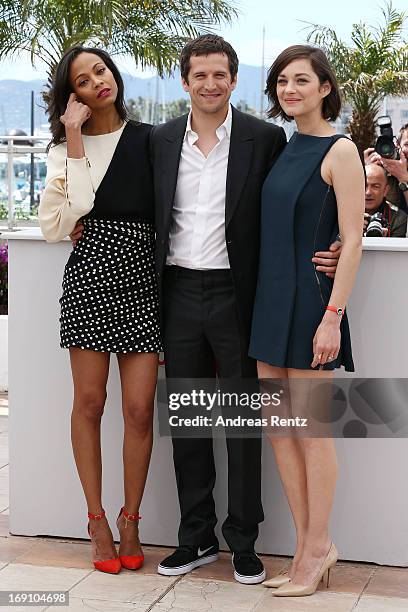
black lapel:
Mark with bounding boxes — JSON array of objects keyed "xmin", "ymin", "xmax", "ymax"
[
  {"xmin": 160, "ymin": 115, "xmax": 188, "ymax": 232},
  {"xmin": 225, "ymin": 107, "xmax": 254, "ymax": 227}
]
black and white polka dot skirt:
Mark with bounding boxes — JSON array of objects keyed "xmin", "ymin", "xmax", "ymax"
[{"xmin": 60, "ymin": 218, "xmax": 162, "ymax": 353}]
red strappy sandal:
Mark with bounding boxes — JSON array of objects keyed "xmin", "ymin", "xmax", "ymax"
[
  {"xmin": 117, "ymin": 507, "xmax": 144, "ymax": 570},
  {"xmin": 87, "ymin": 510, "xmax": 121, "ymax": 574}
]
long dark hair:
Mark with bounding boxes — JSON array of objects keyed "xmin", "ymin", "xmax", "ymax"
[{"xmin": 47, "ymin": 46, "xmax": 128, "ymax": 148}]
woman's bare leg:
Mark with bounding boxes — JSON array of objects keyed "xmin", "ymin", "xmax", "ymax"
[
  {"xmin": 116, "ymin": 352, "xmax": 158, "ymax": 557},
  {"xmin": 287, "ymin": 368, "xmax": 337, "ymax": 586},
  {"xmin": 70, "ymin": 348, "xmax": 117, "ymax": 561},
  {"xmin": 258, "ymin": 361, "xmax": 308, "ymax": 577}
]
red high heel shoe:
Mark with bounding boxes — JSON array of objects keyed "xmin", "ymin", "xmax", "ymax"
[
  {"xmin": 117, "ymin": 507, "xmax": 144, "ymax": 570},
  {"xmin": 87, "ymin": 510, "xmax": 121, "ymax": 574}
]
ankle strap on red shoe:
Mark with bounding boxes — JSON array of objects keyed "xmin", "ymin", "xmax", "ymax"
[
  {"xmin": 122, "ymin": 507, "xmax": 141, "ymax": 521},
  {"xmin": 121, "ymin": 507, "xmax": 141, "ymax": 528},
  {"xmin": 88, "ymin": 509, "xmax": 106, "ymax": 520}
]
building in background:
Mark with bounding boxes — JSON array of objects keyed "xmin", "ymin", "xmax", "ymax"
[{"xmin": 383, "ymin": 97, "xmax": 408, "ymax": 133}]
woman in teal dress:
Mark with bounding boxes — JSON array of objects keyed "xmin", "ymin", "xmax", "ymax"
[{"xmin": 249, "ymin": 45, "xmax": 365, "ymax": 597}]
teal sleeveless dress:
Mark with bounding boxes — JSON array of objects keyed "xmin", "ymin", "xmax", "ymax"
[{"xmin": 249, "ymin": 132, "xmax": 354, "ymax": 371}]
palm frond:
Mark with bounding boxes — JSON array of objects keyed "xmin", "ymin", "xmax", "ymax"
[
  {"xmin": 1, "ymin": 0, "xmax": 238, "ymax": 77},
  {"xmin": 302, "ymin": 2, "xmax": 408, "ymax": 151}
]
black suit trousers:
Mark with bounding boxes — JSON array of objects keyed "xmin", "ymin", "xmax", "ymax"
[{"xmin": 162, "ymin": 266, "xmax": 264, "ymax": 552}]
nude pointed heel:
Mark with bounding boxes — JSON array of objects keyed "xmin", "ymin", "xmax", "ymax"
[
  {"xmin": 272, "ymin": 543, "xmax": 338, "ymax": 597},
  {"xmin": 326, "ymin": 567, "xmax": 331, "ymax": 588},
  {"xmin": 263, "ymin": 571, "xmax": 291, "ymax": 588}
]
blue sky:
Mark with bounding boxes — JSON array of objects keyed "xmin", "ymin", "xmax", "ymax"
[{"xmin": 0, "ymin": 0, "xmax": 407, "ymax": 79}]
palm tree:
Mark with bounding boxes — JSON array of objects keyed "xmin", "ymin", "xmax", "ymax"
[
  {"xmin": 304, "ymin": 1, "xmax": 408, "ymax": 152},
  {"xmin": 0, "ymin": 0, "xmax": 238, "ymax": 79}
]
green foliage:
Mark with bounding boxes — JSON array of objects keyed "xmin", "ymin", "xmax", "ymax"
[
  {"xmin": 0, "ymin": 201, "xmax": 37, "ymax": 221},
  {"xmin": 0, "ymin": 0, "xmax": 238, "ymax": 79},
  {"xmin": 303, "ymin": 1, "xmax": 408, "ymax": 152},
  {"xmin": 0, "ymin": 202, "xmax": 7, "ymax": 220},
  {"xmin": 127, "ymin": 96, "xmax": 153, "ymax": 122},
  {"xmin": 13, "ymin": 204, "xmax": 31, "ymax": 221},
  {"xmin": 127, "ymin": 96, "xmax": 191, "ymax": 122},
  {"xmin": 165, "ymin": 98, "xmax": 191, "ymax": 119}
]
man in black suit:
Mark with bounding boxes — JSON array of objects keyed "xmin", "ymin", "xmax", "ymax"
[{"xmin": 150, "ymin": 35, "xmax": 340, "ymax": 584}]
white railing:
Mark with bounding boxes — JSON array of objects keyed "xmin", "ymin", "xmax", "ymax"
[{"xmin": 0, "ymin": 135, "xmax": 48, "ymax": 230}]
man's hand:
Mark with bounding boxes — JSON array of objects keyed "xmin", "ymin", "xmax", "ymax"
[
  {"xmin": 312, "ymin": 240, "xmax": 342, "ymax": 279},
  {"xmin": 381, "ymin": 150, "xmax": 408, "ymax": 183},
  {"xmin": 364, "ymin": 147, "xmax": 383, "ymax": 166},
  {"xmin": 69, "ymin": 222, "xmax": 84, "ymax": 246}
]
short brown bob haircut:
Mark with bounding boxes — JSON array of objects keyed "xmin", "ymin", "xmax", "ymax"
[
  {"xmin": 180, "ymin": 34, "xmax": 239, "ymax": 83},
  {"xmin": 265, "ymin": 45, "xmax": 341, "ymax": 122}
]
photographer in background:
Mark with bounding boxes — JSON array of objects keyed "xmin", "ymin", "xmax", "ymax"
[
  {"xmin": 364, "ymin": 164, "xmax": 407, "ymax": 237},
  {"xmin": 365, "ymin": 123, "xmax": 408, "ymax": 214}
]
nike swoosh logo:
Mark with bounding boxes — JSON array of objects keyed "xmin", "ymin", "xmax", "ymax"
[{"xmin": 198, "ymin": 546, "xmax": 213, "ymax": 557}]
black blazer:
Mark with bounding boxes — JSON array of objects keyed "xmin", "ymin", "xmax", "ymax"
[{"xmin": 150, "ymin": 106, "xmax": 287, "ymax": 338}]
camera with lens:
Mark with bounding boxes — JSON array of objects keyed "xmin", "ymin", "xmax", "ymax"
[
  {"xmin": 374, "ymin": 115, "xmax": 399, "ymax": 160},
  {"xmin": 365, "ymin": 211, "xmax": 389, "ymax": 237}
]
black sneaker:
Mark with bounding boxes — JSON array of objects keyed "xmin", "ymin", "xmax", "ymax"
[
  {"xmin": 157, "ymin": 544, "xmax": 219, "ymax": 576},
  {"xmin": 232, "ymin": 551, "xmax": 266, "ymax": 584}
]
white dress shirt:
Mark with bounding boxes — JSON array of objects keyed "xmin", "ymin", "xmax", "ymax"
[{"xmin": 166, "ymin": 105, "xmax": 232, "ymax": 269}]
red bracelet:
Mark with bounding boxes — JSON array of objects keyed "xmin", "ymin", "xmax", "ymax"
[{"xmin": 326, "ymin": 305, "xmax": 344, "ymax": 317}]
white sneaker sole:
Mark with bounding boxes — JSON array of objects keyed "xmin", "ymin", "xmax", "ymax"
[
  {"xmin": 234, "ymin": 569, "xmax": 266, "ymax": 585},
  {"xmin": 157, "ymin": 552, "xmax": 219, "ymax": 576}
]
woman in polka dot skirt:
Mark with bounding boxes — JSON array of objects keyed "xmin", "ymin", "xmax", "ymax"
[{"xmin": 39, "ymin": 46, "xmax": 162, "ymax": 574}]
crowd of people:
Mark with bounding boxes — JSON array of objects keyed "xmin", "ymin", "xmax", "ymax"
[{"xmin": 363, "ymin": 124, "xmax": 408, "ymax": 237}]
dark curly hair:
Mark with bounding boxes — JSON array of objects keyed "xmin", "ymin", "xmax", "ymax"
[
  {"xmin": 46, "ymin": 46, "xmax": 128, "ymax": 148},
  {"xmin": 265, "ymin": 45, "xmax": 341, "ymax": 122}
]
